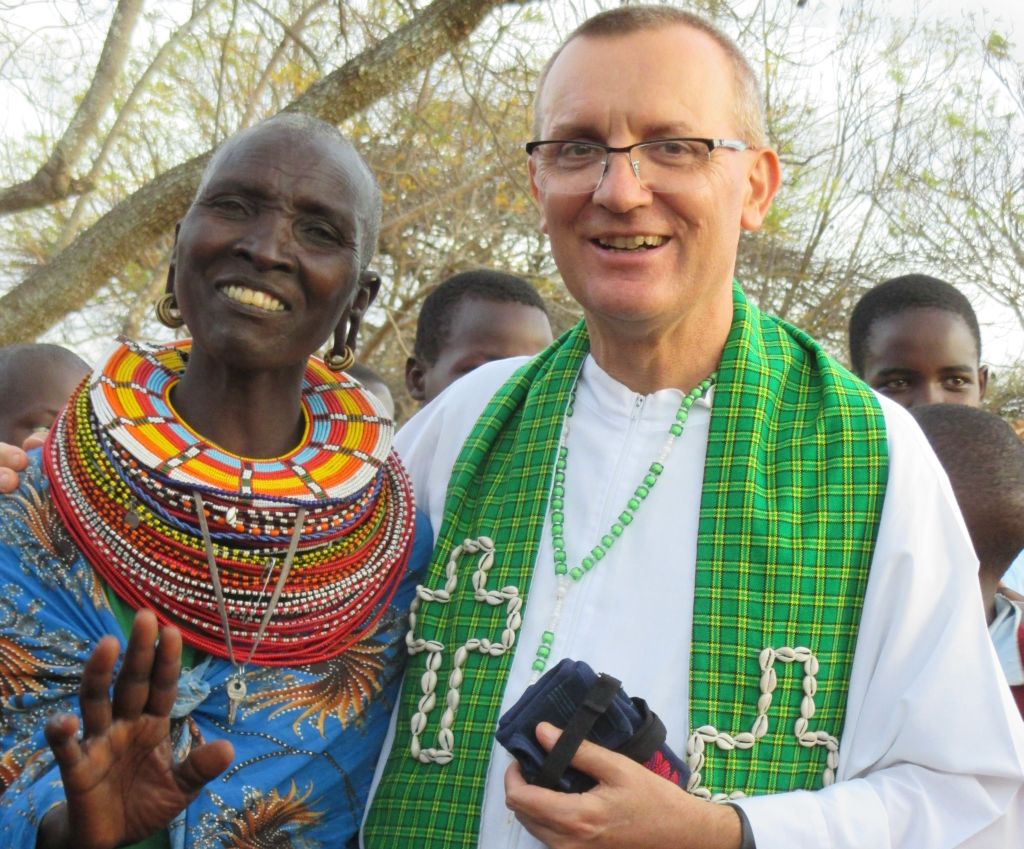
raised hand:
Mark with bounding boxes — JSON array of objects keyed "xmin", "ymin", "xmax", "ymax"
[{"xmin": 38, "ymin": 610, "xmax": 234, "ymax": 849}]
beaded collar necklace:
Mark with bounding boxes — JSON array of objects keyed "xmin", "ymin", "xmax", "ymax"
[
  {"xmin": 45, "ymin": 339, "xmax": 416, "ymax": 672},
  {"xmin": 527, "ymin": 370, "xmax": 717, "ymax": 683}
]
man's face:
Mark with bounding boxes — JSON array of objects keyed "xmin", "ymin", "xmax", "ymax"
[
  {"xmin": 406, "ymin": 299, "xmax": 553, "ymax": 403},
  {"xmin": 172, "ymin": 124, "xmax": 375, "ymax": 371},
  {"xmin": 529, "ymin": 25, "xmax": 778, "ymax": 336},
  {"xmin": 860, "ymin": 308, "xmax": 988, "ymax": 408}
]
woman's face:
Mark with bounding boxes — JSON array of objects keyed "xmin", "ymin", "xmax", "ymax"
[{"xmin": 171, "ymin": 124, "xmax": 375, "ymax": 372}]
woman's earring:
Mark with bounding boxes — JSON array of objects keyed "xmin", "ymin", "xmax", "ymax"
[
  {"xmin": 155, "ymin": 293, "xmax": 184, "ymax": 329},
  {"xmin": 325, "ymin": 343, "xmax": 355, "ymax": 372}
]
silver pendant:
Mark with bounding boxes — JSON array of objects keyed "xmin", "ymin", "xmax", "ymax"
[
  {"xmin": 226, "ymin": 674, "xmax": 247, "ymax": 725},
  {"xmin": 124, "ymin": 499, "xmax": 140, "ymax": 530}
]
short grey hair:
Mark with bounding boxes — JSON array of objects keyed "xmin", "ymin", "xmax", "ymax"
[
  {"xmin": 196, "ymin": 112, "xmax": 382, "ymax": 272},
  {"xmin": 532, "ymin": 5, "xmax": 768, "ymax": 148}
]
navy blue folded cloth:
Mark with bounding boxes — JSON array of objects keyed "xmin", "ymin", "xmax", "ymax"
[{"xmin": 495, "ymin": 658, "xmax": 690, "ymax": 792}]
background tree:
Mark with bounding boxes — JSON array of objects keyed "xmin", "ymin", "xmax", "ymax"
[{"xmin": 1, "ymin": 0, "xmax": 1021, "ymax": 422}]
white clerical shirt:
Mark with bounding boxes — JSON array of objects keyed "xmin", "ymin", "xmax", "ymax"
[{"xmin": 366, "ymin": 354, "xmax": 1024, "ymax": 849}]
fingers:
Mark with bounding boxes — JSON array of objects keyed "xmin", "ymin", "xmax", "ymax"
[
  {"xmin": 0, "ymin": 443, "xmax": 28, "ymax": 493},
  {"xmin": 44, "ymin": 712, "xmax": 84, "ymax": 773},
  {"xmin": 78, "ymin": 636, "xmax": 120, "ymax": 738},
  {"xmin": 145, "ymin": 624, "xmax": 183, "ymax": 718},
  {"xmin": 535, "ymin": 722, "xmax": 627, "ymax": 786},
  {"xmin": 80, "ymin": 611, "xmax": 183, "ymax": 741},
  {"xmin": 505, "ymin": 759, "xmax": 528, "ymax": 793},
  {"xmin": 22, "ymin": 431, "xmax": 46, "ymax": 451},
  {"xmin": 174, "ymin": 739, "xmax": 234, "ymax": 795},
  {"xmin": 504, "ymin": 759, "xmax": 591, "ymax": 844},
  {"xmin": 81, "ymin": 612, "xmax": 181, "ymax": 735},
  {"xmin": 0, "ymin": 470, "xmax": 17, "ymax": 494},
  {"xmin": 0, "ymin": 442, "xmax": 29, "ymax": 469},
  {"xmin": 504, "ymin": 756, "xmax": 587, "ymax": 819},
  {"xmin": 112, "ymin": 610, "xmax": 160, "ymax": 721}
]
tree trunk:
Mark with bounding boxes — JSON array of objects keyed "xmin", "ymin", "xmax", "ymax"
[{"xmin": 0, "ymin": 0, "xmax": 526, "ymax": 344}]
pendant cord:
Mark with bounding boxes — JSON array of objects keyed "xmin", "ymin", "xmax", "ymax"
[
  {"xmin": 194, "ymin": 490, "xmax": 306, "ymax": 672},
  {"xmin": 528, "ymin": 372, "xmax": 717, "ymax": 683}
]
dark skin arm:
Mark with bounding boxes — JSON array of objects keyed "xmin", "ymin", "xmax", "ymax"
[{"xmin": 37, "ymin": 610, "xmax": 233, "ymax": 849}]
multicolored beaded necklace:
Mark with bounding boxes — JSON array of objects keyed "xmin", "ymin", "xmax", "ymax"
[
  {"xmin": 528, "ymin": 371, "xmax": 717, "ymax": 683},
  {"xmin": 45, "ymin": 340, "xmax": 415, "ymax": 684}
]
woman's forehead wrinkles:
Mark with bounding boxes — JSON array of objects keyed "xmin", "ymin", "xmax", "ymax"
[{"xmin": 204, "ymin": 157, "xmax": 361, "ymax": 222}]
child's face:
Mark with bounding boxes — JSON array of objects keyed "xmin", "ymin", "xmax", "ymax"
[
  {"xmin": 407, "ymin": 299, "xmax": 553, "ymax": 404},
  {"xmin": 860, "ymin": 307, "xmax": 987, "ymax": 408},
  {"xmin": 0, "ymin": 370, "xmax": 85, "ymax": 447}
]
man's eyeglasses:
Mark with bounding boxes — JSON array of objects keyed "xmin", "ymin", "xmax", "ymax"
[{"xmin": 525, "ymin": 137, "xmax": 749, "ymax": 195}]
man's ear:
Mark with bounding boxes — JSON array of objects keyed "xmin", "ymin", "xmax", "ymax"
[
  {"xmin": 739, "ymin": 148, "xmax": 781, "ymax": 232},
  {"xmin": 979, "ymin": 364, "xmax": 990, "ymax": 401},
  {"xmin": 527, "ymin": 157, "xmax": 548, "ymax": 235},
  {"xmin": 405, "ymin": 356, "xmax": 427, "ymax": 403}
]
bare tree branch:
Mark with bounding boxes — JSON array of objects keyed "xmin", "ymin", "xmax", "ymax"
[
  {"xmin": 240, "ymin": 0, "xmax": 328, "ymax": 127},
  {"xmin": 0, "ymin": 0, "xmax": 530, "ymax": 344},
  {"xmin": 0, "ymin": 0, "xmax": 143, "ymax": 215},
  {"xmin": 54, "ymin": 0, "xmax": 222, "ymax": 249}
]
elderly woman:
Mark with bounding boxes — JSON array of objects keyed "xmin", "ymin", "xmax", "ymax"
[{"xmin": 0, "ymin": 115, "xmax": 428, "ymax": 849}]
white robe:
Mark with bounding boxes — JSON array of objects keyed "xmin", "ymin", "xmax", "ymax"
[{"xmin": 367, "ymin": 354, "xmax": 1024, "ymax": 849}]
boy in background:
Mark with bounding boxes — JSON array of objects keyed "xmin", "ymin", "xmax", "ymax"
[
  {"xmin": 0, "ymin": 344, "xmax": 89, "ymax": 446},
  {"xmin": 911, "ymin": 403, "xmax": 1024, "ymax": 717},
  {"xmin": 405, "ymin": 269, "xmax": 553, "ymax": 405},
  {"xmin": 848, "ymin": 274, "xmax": 988, "ymax": 408}
]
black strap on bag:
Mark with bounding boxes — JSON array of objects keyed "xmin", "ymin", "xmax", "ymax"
[
  {"xmin": 532, "ymin": 674, "xmax": 667, "ymax": 791},
  {"xmin": 615, "ymin": 697, "xmax": 667, "ymax": 764},
  {"xmin": 534, "ymin": 673, "xmax": 622, "ymax": 789}
]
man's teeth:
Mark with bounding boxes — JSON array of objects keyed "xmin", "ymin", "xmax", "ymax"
[
  {"xmin": 222, "ymin": 285, "xmax": 285, "ymax": 312},
  {"xmin": 598, "ymin": 235, "xmax": 667, "ymax": 250}
]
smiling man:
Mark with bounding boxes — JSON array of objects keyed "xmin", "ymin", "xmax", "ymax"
[{"xmin": 363, "ymin": 6, "xmax": 1024, "ymax": 849}]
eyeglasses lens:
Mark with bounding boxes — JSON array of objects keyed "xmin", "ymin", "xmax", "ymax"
[{"xmin": 532, "ymin": 140, "xmax": 711, "ymax": 195}]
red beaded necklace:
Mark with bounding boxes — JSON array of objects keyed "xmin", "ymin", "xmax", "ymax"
[{"xmin": 44, "ymin": 339, "xmax": 415, "ymax": 667}]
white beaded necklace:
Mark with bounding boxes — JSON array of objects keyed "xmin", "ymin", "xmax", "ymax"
[{"xmin": 527, "ymin": 371, "xmax": 717, "ymax": 683}]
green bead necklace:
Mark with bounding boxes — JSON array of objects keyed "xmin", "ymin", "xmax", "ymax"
[{"xmin": 529, "ymin": 371, "xmax": 718, "ymax": 682}]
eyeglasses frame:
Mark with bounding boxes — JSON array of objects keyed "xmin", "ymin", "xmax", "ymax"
[{"xmin": 524, "ymin": 136, "xmax": 750, "ymax": 191}]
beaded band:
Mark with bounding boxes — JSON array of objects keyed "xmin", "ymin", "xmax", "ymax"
[
  {"xmin": 92, "ymin": 339, "xmax": 392, "ymax": 502},
  {"xmin": 44, "ymin": 340, "xmax": 416, "ymax": 666},
  {"xmin": 530, "ymin": 372, "xmax": 717, "ymax": 680}
]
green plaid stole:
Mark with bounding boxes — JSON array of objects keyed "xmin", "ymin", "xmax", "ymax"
[{"xmin": 364, "ymin": 286, "xmax": 887, "ymax": 847}]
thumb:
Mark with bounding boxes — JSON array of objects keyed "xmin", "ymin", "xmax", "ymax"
[
  {"xmin": 22, "ymin": 431, "xmax": 47, "ymax": 451},
  {"xmin": 535, "ymin": 721, "xmax": 626, "ymax": 786},
  {"xmin": 174, "ymin": 740, "xmax": 234, "ymax": 795}
]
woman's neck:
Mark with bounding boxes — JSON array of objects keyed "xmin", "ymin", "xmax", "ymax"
[{"xmin": 172, "ymin": 348, "xmax": 307, "ymax": 458}]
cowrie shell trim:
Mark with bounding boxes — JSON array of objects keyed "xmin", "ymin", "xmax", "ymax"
[{"xmin": 686, "ymin": 645, "xmax": 840, "ymax": 801}]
